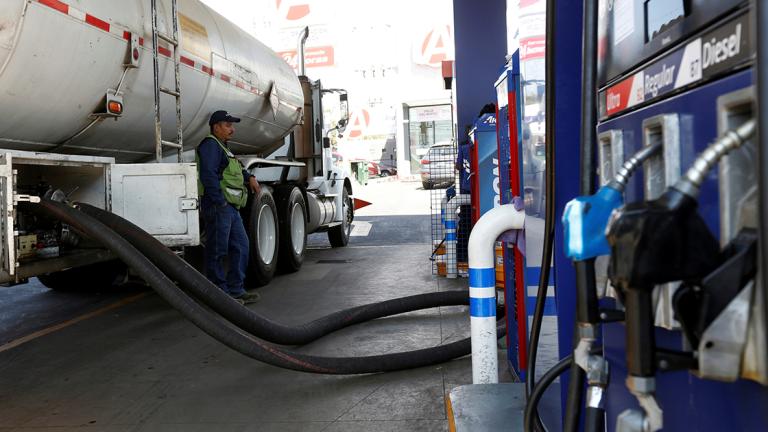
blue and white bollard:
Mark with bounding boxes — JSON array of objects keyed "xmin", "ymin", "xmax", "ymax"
[
  {"xmin": 440, "ymin": 196, "xmax": 447, "ymax": 240},
  {"xmin": 468, "ymin": 203, "xmax": 525, "ymax": 384},
  {"xmin": 469, "ymin": 265, "xmax": 497, "ymax": 383}
]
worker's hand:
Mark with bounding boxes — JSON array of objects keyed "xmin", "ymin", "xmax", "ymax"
[{"xmin": 248, "ymin": 176, "xmax": 261, "ymax": 195}]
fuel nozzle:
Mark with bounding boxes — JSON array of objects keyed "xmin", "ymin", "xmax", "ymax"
[
  {"xmin": 563, "ymin": 143, "xmax": 661, "ymax": 261},
  {"xmin": 608, "ymin": 119, "xmax": 756, "ymax": 294},
  {"xmin": 562, "ymin": 144, "xmax": 662, "ymax": 432},
  {"xmin": 606, "ymin": 188, "xmax": 721, "ymax": 294},
  {"xmin": 606, "ymin": 119, "xmax": 755, "ymax": 432}
]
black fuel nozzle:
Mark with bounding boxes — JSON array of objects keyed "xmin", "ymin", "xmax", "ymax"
[
  {"xmin": 606, "ymin": 187, "xmax": 721, "ymax": 377},
  {"xmin": 607, "ymin": 119, "xmax": 756, "ymax": 296},
  {"xmin": 606, "ymin": 187, "xmax": 721, "ymax": 297},
  {"xmin": 607, "ymin": 120, "xmax": 755, "ymax": 432}
]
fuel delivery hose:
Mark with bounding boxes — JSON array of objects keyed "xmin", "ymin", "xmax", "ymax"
[
  {"xmin": 564, "ymin": 0, "xmax": 601, "ymax": 431},
  {"xmin": 525, "ymin": 0, "xmax": 557, "ymax": 429},
  {"xmin": 77, "ymin": 203, "xmax": 472, "ymax": 346},
  {"xmin": 523, "ymin": 347, "xmax": 601, "ymax": 432},
  {"xmin": 34, "ymin": 199, "xmax": 506, "ymax": 374},
  {"xmin": 524, "ymin": 354, "xmax": 572, "ymax": 432}
]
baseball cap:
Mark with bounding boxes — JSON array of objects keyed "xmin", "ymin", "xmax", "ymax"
[{"xmin": 209, "ymin": 110, "xmax": 241, "ymax": 126}]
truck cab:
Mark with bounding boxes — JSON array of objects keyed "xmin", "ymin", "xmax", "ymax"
[{"xmin": 237, "ymin": 77, "xmax": 354, "ymax": 286}]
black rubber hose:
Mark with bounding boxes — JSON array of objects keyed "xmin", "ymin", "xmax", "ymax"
[
  {"xmin": 524, "ymin": 354, "xmax": 572, "ymax": 432},
  {"xmin": 80, "ymin": 202, "xmax": 471, "ymax": 346},
  {"xmin": 754, "ymin": 0, "xmax": 768, "ymax": 365},
  {"xmin": 526, "ymin": 0, "xmax": 557, "ymax": 431},
  {"xmin": 584, "ymin": 406, "xmax": 605, "ymax": 432},
  {"xmin": 565, "ymin": 0, "xmax": 600, "ymax": 430},
  {"xmin": 579, "ymin": 0, "xmax": 598, "ymax": 197},
  {"xmin": 563, "ymin": 359, "xmax": 586, "ymax": 432},
  {"xmin": 34, "ymin": 199, "xmax": 507, "ymax": 374}
]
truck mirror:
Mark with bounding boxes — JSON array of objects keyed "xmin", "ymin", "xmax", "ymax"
[{"xmin": 339, "ymin": 92, "xmax": 349, "ymax": 132}]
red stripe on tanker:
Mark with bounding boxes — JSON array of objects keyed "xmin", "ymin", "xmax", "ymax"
[
  {"xmin": 38, "ymin": 0, "xmax": 68, "ymax": 14},
  {"xmin": 84, "ymin": 14, "xmax": 110, "ymax": 32}
]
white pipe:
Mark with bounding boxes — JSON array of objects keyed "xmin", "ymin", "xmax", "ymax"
[
  {"xmin": 445, "ymin": 194, "xmax": 471, "ymax": 278},
  {"xmin": 469, "ymin": 203, "xmax": 525, "ymax": 384}
]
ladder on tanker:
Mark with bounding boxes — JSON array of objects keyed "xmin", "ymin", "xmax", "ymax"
[{"xmin": 150, "ymin": 0, "xmax": 184, "ymax": 162}]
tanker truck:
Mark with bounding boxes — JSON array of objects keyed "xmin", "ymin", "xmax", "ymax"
[{"xmin": 0, "ymin": 0, "xmax": 354, "ymax": 288}]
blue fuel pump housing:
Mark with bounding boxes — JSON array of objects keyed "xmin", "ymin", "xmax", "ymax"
[
  {"xmin": 493, "ymin": 52, "xmax": 538, "ymax": 379},
  {"xmin": 469, "ymin": 113, "xmax": 500, "ymax": 222}
]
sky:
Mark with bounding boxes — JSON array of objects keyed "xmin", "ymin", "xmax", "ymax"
[
  {"xmin": 198, "ymin": 0, "xmax": 455, "ymax": 91},
  {"xmin": 199, "ymin": 0, "xmax": 456, "ymax": 149}
]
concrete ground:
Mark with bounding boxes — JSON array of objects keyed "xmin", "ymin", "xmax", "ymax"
[{"xmin": 0, "ymin": 180, "xmax": 559, "ymax": 431}]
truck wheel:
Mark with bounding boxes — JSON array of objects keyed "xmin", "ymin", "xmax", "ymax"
[
  {"xmin": 276, "ymin": 186, "xmax": 306, "ymax": 273},
  {"xmin": 38, "ymin": 260, "xmax": 126, "ymax": 292},
  {"xmin": 246, "ymin": 191, "xmax": 279, "ymax": 286},
  {"xmin": 328, "ymin": 186, "xmax": 353, "ymax": 247}
]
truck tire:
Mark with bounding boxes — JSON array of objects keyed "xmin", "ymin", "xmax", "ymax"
[
  {"xmin": 38, "ymin": 260, "xmax": 125, "ymax": 292},
  {"xmin": 246, "ymin": 191, "xmax": 279, "ymax": 286},
  {"xmin": 276, "ymin": 186, "xmax": 307, "ymax": 273},
  {"xmin": 328, "ymin": 186, "xmax": 353, "ymax": 247}
]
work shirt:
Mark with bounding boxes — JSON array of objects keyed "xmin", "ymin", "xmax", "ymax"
[
  {"xmin": 456, "ymin": 143, "xmax": 472, "ymax": 194},
  {"xmin": 197, "ymin": 136, "xmax": 253, "ymax": 209}
]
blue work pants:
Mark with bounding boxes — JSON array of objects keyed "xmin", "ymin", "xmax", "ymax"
[{"xmin": 202, "ymin": 203, "xmax": 249, "ymax": 297}]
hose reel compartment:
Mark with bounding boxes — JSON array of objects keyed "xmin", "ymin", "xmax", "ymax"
[{"xmin": 0, "ymin": 150, "xmax": 198, "ymax": 283}]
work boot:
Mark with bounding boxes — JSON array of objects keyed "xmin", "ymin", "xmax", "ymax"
[{"xmin": 234, "ymin": 291, "xmax": 261, "ymax": 305}]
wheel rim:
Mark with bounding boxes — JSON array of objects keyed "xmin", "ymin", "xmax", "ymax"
[
  {"xmin": 257, "ymin": 204, "xmax": 277, "ymax": 265},
  {"xmin": 343, "ymin": 195, "xmax": 352, "ymax": 237},
  {"xmin": 290, "ymin": 202, "xmax": 305, "ymax": 255}
]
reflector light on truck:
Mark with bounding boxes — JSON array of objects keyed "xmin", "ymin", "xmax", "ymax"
[{"xmin": 108, "ymin": 101, "xmax": 123, "ymax": 115}]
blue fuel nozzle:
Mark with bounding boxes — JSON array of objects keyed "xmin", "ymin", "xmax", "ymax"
[
  {"xmin": 563, "ymin": 185, "xmax": 623, "ymax": 260},
  {"xmin": 562, "ymin": 143, "xmax": 663, "ymax": 261}
]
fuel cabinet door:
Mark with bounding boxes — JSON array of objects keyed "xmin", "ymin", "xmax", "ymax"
[{"xmin": 109, "ymin": 163, "xmax": 200, "ymax": 247}]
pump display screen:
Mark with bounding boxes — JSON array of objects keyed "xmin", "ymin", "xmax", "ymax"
[{"xmin": 645, "ymin": 0, "xmax": 686, "ymax": 41}]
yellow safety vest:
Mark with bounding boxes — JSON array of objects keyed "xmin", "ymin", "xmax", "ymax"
[{"xmin": 197, "ymin": 135, "xmax": 248, "ymax": 209}]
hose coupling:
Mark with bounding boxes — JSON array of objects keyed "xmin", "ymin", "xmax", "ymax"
[
  {"xmin": 586, "ymin": 354, "xmax": 609, "ymax": 387},
  {"xmin": 586, "ymin": 385, "xmax": 606, "ymax": 410},
  {"xmin": 622, "ymin": 376, "xmax": 663, "ymax": 432}
]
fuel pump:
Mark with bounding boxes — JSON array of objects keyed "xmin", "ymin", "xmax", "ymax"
[{"xmin": 606, "ymin": 120, "xmax": 755, "ymax": 432}]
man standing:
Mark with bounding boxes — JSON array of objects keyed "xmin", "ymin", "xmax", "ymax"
[{"xmin": 197, "ymin": 110, "xmax": 261, "ymax": 304}]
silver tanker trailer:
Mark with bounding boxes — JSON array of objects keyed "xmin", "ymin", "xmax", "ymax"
[{"xmin": 0, "ymin": 0, "xmax": 353, "ymax": 288}]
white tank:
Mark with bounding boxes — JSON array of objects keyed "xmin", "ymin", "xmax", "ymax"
[{"xmin": 0, "ymin": 0, "xmax": 303, "ymax": 162}]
